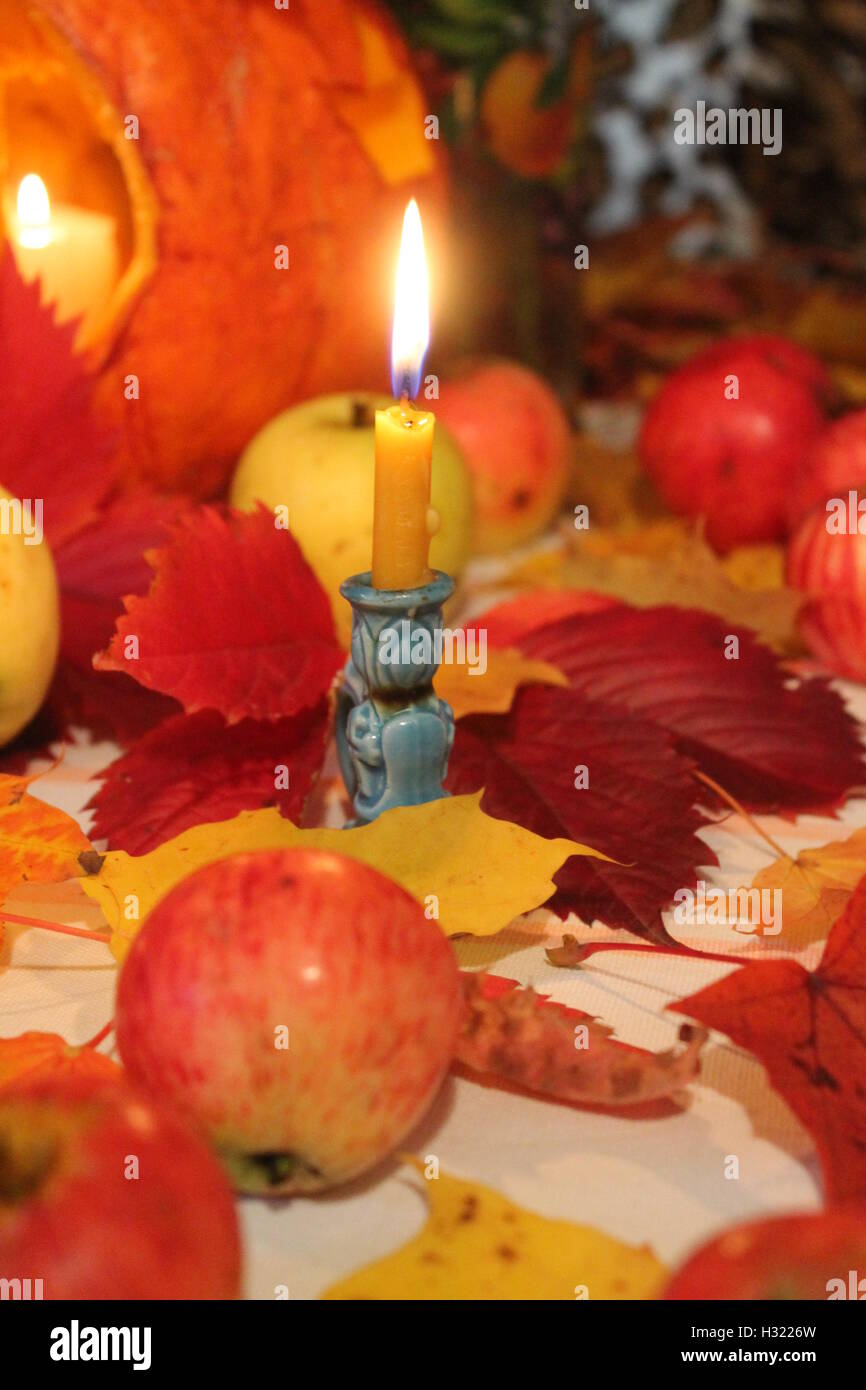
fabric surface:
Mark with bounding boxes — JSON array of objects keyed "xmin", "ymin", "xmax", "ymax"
[{"xmin": 3, "ymin": 684, "xmax": 862, "ymax": 1298}]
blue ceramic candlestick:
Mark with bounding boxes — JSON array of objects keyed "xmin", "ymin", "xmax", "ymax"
[{"xmin": 336, "ymin": 570, "xmax": 455, "ymax": 825}]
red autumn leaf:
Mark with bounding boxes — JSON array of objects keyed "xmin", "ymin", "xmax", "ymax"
[
  {"xmin": 478, "ymin": 591, "xmax": 619, "ymax": 650},
  {"xmin": 55, "ymin": 491, "xmax": 196, "ymax": 668},
  {"xmin": 663, "ymin": 1205, "xmax": 866, "ymax": 1300},
  {"xmin": 513, "ymin": 605, "xmax": 864, "ymax": 812},
  {"xmin": 670, "ymin": 876, "xmax": 866, "ymax": 1204},
  {"xmin": 0, "ymin": 494, "xmax": 192, "ymax": 770},
  {"xmin": 88, "ymin": 702, "xmax": 331, "ymax": 854},
  {"xmin": 0, "ymin": 248, "xmax": 115, "ymax": 548},
  {"xmin": 95, "ymin": 505, "xmax": 344, "ymax": 723},
  {"xmin": 456, "ymin": 972, "xmax": 706, "ymax": 1106},
  {"xmin": 0, "ymin": 1033, "xmax": 120, "ymax": 1095},
  {"xmin": 48, "ymin": 492, "xmax": 195, "ymax": 750},
  {"xmin": 0, "ymin": 665, "xmax": 181, "ymax": 776},
  {"xmin": 64, "ymin": 669, "xmax": 179, "ymax": 752},
  {"xmin": 448, "ymin": 684, "xmax": 714, "ymax": 943},
  {"xmin": 0, "ymin": 298, "xmax": 192, "ymax": 759}
]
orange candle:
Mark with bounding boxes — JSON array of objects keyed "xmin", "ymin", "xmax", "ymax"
[
  {"xmin": 372, "ymin": 400, "xmax": 435, "ymax": 590},
  {"xmin": 371, "ymin": 199, "xmax": 436, "ymax": 590}
]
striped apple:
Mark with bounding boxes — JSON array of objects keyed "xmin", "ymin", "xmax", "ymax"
[
  {"xmin": 789, "ymin": 408, "xmax": 866, "ymax": 528},
  {"xmin": 116, "ymin": 848, "xmax": 462, "ymax": 1196},
  {"xmin": 787, "ymin": 500, "xmax": 866, "ymax": 681}
]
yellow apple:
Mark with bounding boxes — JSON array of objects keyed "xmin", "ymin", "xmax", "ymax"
[
  {"xmin": 230, "ymin": 393, "xmax": 474, "ymax": 644},
  {"xmin": 0, "ymin": 486, "xmax": 60, "ymax": 746}
]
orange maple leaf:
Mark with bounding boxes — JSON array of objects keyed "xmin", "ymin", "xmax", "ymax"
[
  {"xmin": 0, "ymin": 1032, "xmax": 120, "ymax": 1094},
  {"xmin": 0, "ymin": 772, "xmax": 95, "ymax": 948}
]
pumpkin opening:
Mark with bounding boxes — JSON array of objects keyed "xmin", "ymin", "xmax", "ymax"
[{"xmin": 0, "ymin": 0, "xmax": 157, "ymax": 352}]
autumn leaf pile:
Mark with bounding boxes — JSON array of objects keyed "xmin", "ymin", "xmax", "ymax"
[{"xmin": 5, "ymin": 252, "xmax": 866, "ymax": 1298}]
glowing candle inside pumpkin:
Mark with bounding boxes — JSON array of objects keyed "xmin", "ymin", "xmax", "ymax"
[
  {"xmin": 6, "ymin": 173, "xmax": 118, "ymax": 345},
  {"xmin": 371, "ymin": 199, "xmax": 437, "ymax": 591}
]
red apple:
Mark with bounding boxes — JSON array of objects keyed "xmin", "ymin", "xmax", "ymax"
[
  {"xmin": 664, "ymin": 1206, "xmax": 866, "ymax": 1300},
  {"xmin": 436, "ymin": 359, "xmax": 572, "ymax": 555},
  {"xmin": 789, "ymin": 409, "xmax": 866, "ymax": 527},
  {"xmin": 0, "ymin": 1077, "xmax": 241, "ymax": 1299},
  {"xmin": 116, "ymin": 848, "xmax": 462, "ymax": 1196},
  {"xmin": 786, "ymin": 501, "xmax": 866, "ymax": 681},
  {"xmin": 639, "ymin": 335, "xmax": 830, "ymax": 551}
]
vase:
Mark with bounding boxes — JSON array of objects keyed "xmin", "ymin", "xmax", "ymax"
[{"xmin": 336, "ymin": 570, "xmax": 455, "ymax": 825}]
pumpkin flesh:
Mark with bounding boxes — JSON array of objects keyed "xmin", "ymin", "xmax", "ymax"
[{"xmin": 0, "ymin": 0, "xmax": 446, "ymax": 495}]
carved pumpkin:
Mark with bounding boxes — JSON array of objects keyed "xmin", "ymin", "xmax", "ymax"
[{"xmin": 0, "ymin": 0, "xmax": 447, "ymax": 494}]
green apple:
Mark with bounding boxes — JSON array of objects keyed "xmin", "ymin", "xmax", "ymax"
[
  {"xmin": 230, "ymin": 393, "xmax": 474, "ymax": 644},
  {"xmin": 0, "ymin": 486, "xmax": 59, "ymax": 747}
]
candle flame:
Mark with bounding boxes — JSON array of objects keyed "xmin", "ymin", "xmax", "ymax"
[
  {"xmin": 17, "ymin": 173, "xmax": 51, "ymax": 249},
  {"xmin": 390, "ymin": 199, "xmax": 430, "ymax": 401}
]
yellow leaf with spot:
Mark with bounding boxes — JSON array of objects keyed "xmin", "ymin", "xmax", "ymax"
[
  {"xmin": 80, "ymin": 793, "xmax": 599, "ymax": 962},
  {"xmin": 324, "ymin": 1162, "xmax": 666, "ymax": 1300},
  {"xmin": 751, "ymin": 826, "xmax": 866, "ymax": 950},
  {"xmin": 434, "ymin": 646, "xmax": 567, "ymax": 719}
]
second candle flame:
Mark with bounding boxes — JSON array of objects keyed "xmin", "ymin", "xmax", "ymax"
[
  {"xmin": 17, "ymin": 173, "xmax": 51, "ymax": 250},
  {"xmin": 390, "ymin": 198, "xmax": 430, "ymax": 402}
]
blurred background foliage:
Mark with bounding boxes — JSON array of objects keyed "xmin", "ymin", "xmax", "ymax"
[{"xmin": 384, "ymin": 0, "xmax": 866, "ymax": 399}]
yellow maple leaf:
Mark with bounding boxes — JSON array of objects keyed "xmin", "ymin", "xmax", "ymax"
[
  {"xmin": 720, "ymin": 543, "xmax": 786, "ymax": 592},
  {"xmin": 751, "ymin": 826, "xmax": 866, "ymax": 950},
  {"xmin": 508, "ymin": 521, "xmax": 802, "ymax": 654},
  {"xmin": 324, "ymin": 1161, "xmax": 666, "ymax": 1300},
  {"xmin": 80, "ymin": 793, "xmax": 599, "ymax": 962},
  {"xmin": 831, "ymin": 363, "xmax": 866, "ymax": 406},
  {"xmin": 0, "ymin": 773, "xmax": 95, "ymax": 948},
  {"xmin": 788, "ymin": 286, "xmax": 866, "ymax": 370},
  {"xmin": 434, "ymin": 646, "xmax": 567, "ymax": 719},
  {"xmin": 568, "ymin": 432, "xmax": 663, "ymax": 529}
]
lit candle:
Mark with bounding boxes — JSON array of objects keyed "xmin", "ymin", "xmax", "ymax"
[
  {"xmin": 371, "ymin": 199, "xmax": 437, "ymax": 591},
  {"xmin": 5, "ymin": 173, "xmax": 119, "ymax": 346}
]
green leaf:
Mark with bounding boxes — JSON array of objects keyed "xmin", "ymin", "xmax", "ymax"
[
  {"xmin": 413, "ymin": 20, "xmax": 505, "ymax": 60},
  {"xmin": 536, "ymin": 55, "xmax": 571, "ymax": 109},
  {"xmin": 431, "ymin": 0, "xmax": 510, "ymax": 25}
]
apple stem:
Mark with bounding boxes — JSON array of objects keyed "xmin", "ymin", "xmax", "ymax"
[
  {"xmin": 351, "ymin": 398, "xmax": 375, "ymax": 429},
  {"xmin": 0, "ymin": 912, "xmax": 111, "ymax": 943},
  {"xmin": 82, "ymin": 1020, "xmax": 114, "ymax": 1050},
  {"xmin": 693, "ymin": 770, "xmax": 789, "ymax": 861}
]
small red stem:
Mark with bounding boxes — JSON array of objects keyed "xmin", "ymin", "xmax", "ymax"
[
  {"xmin": 576, "ymin": 941, "xmax": 748, "ymax": 968},
  {"xmin": 82, "ymin": 1020, "xmax": 114, "ymax": 1050},
  {"xmin": 693, "ymin": 770, "xmax": 789, "ymax": 861},
  {"xmin": 1, "ymin": 912, "xmax": 111, "ymax": 943}
]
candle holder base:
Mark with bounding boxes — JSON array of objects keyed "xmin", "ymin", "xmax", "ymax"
[{"xmin": 336, "ymin": 570, "xmax": 455, "ymax": 826}]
